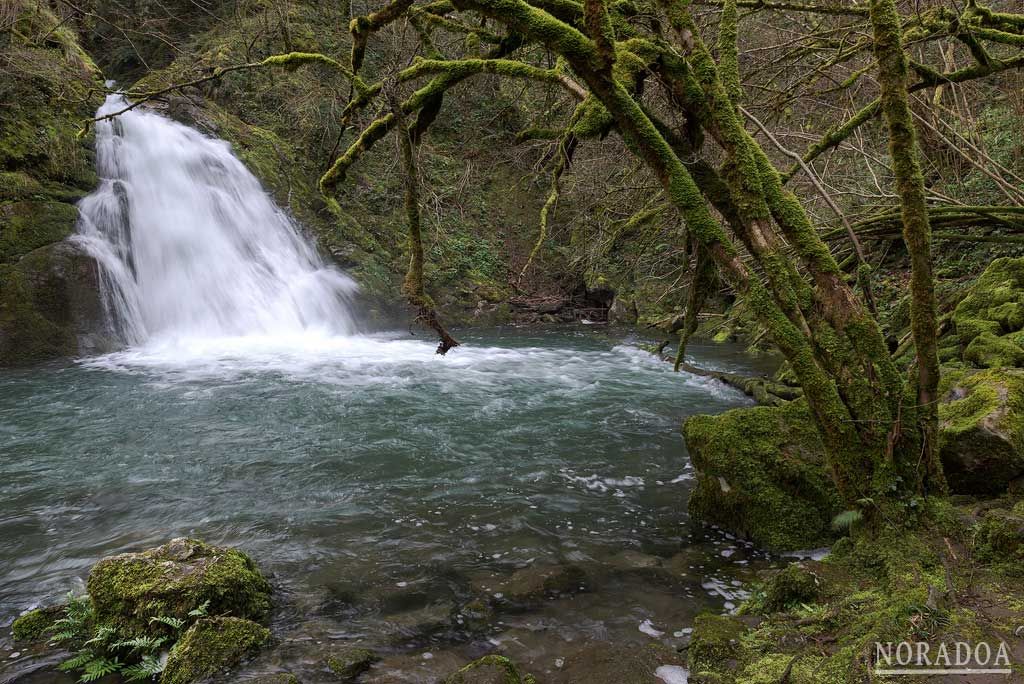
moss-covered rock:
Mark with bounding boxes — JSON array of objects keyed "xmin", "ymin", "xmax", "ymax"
[
  {"xmin": 11, "ymin": 604, "xmax": 64, "ymax": 642},
  {"xmin": 247, "ymin": 675, "xmax": 299, "ymax": 684},
  {"xmin": 443, "ymin": 655, "xmax": 530, "ymax": 684},
  {"xmin": 683, "ymin": 400, "xmax": 841, "ymax": 551},
  {"xmin": 0, "ymin": 240, "xmax": 112, "ymax": 366},
  {"xmin": 939, "ymin": 369, "xmax": 1024, "ymax": 495},
  {"xmin": 87, "ymin": 537, "xmax": 272, "ymax": 635},
  {"xmin": 326, "ymin": 647, "xmax": 379, "ymax": 680},
  {"xmin": 161, "ymin": 616, "xmax": 270, "ymax": 684},
  {"xmin": 974, "ymin": 509, "xmax": 1024, "ymax": 569},
  {"xmin": 687, "ymin": 613, "xmax": 747, "ymax": 675},
  {"xmin": 762, "ymin": 564, "xmax": 821, "ymax": 612},
  {"xmin": 953, "ymin": 257, "xmax": 1024, "ymax": 367}
]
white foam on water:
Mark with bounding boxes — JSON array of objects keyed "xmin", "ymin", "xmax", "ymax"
[{"xmin": 655, "ymin": 665, "xmax": 689, "ymax": 684}]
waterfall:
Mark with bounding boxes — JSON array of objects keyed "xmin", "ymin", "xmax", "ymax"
[{"xmin": 74, "ymin": 94, "xmax": 359, "ymax": 348}]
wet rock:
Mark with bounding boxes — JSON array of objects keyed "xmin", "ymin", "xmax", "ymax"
[
  {"xmin": 763, "ymin": 564, "xmax": 821, "ymax": 612},
  {"xmin": 87, "ymin": 537, "xmax": 272, "ymax": 635},
  {"xmin": 557, "ymin": 641, "xmax": 686, "ymax": 683},
  {"xmin": 683, "ymin": 400, "xmax": 841, "ymax": 551},
  {"xmin": 473, "ymin": 564, "xmax": 589, "ymax": 606},
  {"xmin": 443, "ymin": 654, "xmax": 532, "ymax": 684},
  {"xmin": 607, "ymin": 296, "xmax": 638, "ymax": 324},
  {"xmin": 247, "ymin": 674, "xmax": 300, "ymax": 684},
  {"xmin": 454, "ymin": 598, "xmax": 496, "ymax": 632},
  {"xmin": 162, "ymin": 616, "xmax": 270, "ymax": 684},
  {"xmin": 0, "ymin": 240, "xmax": 113, "ymax": 366},
  {"xmin": 939, "ymin": 369, "xmax": 1024, "ymax": 495},
  {"xmin": 686, "ymin": 613, "xmax": 747, "ymax": 677},
  {"xmin": 327, "ymin": 646, "xmax": 379, "ymax": 680},
  {"xmin": 11, "ymin": 605, "xmax": 63, "ymax": 642}
]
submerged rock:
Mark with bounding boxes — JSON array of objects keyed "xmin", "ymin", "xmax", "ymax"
[
  {"xmin": 327, "ymin": 646, "xmax": 379, "ymax": 680},
  {"xmin": 557, "ymin": 641, "xmax": 686, "ymax": 683},
  {"xmin": 953, "ymin": 257, "xmax": 1024, "ymax": 368},
  {"xmin": 247, "ymin": 675, "xmax": 299, "ymax": 684},
  {"xmin": 472, "ymin": 564, "xmax": 589, "ymax": 606},
  {"xmin": 939, "ymin": 369, "xmax": 1024, "ymax": 495},
  {"xmin": 10, "ymin": 605, "xmax": 63, "ymax": 642},
  {"xmin": 87, "ymin": 537, "xmax": 272, "ymax": 635},
  {"xmin": 161, "ymin": 616, "xmax": 270, "ymax": 684},
  {"xmin": 683, "ymin": 400, "xmax": 841, "ymax": 551}
]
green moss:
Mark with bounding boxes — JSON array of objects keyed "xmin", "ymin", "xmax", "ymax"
[
  {"xmin": 953, "ymin": 258, "xmax": 1024, "ymax": 366},
  {"xmin": 688, "ymin": 613, "xmax": 746, "ymax": 675},
  {"xmin": 444, "ymin": 655, "xmax": 524, "ymax": 684},
  {"xmin": 684, "ymin": 400, "xmax": 841, "ymax": 550},
  {"xmin": 247, "ymin": 675, "xmax": 299, "ymax": 684},
  {"xmin": 964, "ymin": 332, "xmax": 1024, "ymax": 368},
  {"xmin": 763, "ymin": 564, "xmax": 821, "ymax": 612},
  {"xmin": 0, "ymin": 201, "xmax": 79, "ymax": 264},
  {"xmin": 327, "ymin": 647, "xmax": 379, "ymax": 680},
  {"xmin": 87, "ymin": 538, "xmax": 272, "ymax": 636},
  {"xmin": 161, "ymin": 617, "xmax": 270, "ymax": 684},
  {"xmin": 11, "ymin": 605, "xmax": 64, "ymax": 642},
  {"xmin": 974, "ymin": 510, "xmax": 1024, "ymax": 569}
]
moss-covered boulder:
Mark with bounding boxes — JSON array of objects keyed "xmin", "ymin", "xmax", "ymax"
[
  {"xmin": 87, "ymin": 537, "xmax": 272, "ymax": 635},
  {"xmin": 683, "ymin": 400, "xmax": 841, "ymax": 551},
  {"xmin": 11, "ymin": 604, "xmax": 64, "ymax": 642},
  {"xmin": 327, "ymin": 647, "xmax": 379, "ymax": 680},
  {"xmin": 687, "ymin": 613, "xmax": 747, "ymax": 676},
  {"xmin": 161, "ymin": 616, "xmax": 270, "ymax": 684},
  {"xmin": 443, "ymin": 655, "xmax": 531, "ymax": 684},
  {"xmin": 762, "ymin": 564, "xmax": 821, "ymax": 612},
  {"xmin": 939, "ymin": 369, "xmax": 1024, "ymax": 495},
  {"xmin": 953, "ymin": 257, "xmax": 1024, "ymax": 368}
]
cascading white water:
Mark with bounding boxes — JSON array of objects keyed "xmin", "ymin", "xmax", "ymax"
[{"xmin": 75, "ymin": 94, "xmax": 359, "ymax": 348}]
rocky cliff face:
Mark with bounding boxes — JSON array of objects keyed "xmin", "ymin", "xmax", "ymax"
[{"xmin": 0, "ymin": 0, "xmax": 109, "ymax": 365}]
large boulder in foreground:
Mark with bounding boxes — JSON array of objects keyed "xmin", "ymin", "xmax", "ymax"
[
  {"xmin": 161, "ymin": 616, "xmax": 270, "ymax": 684},
  {"xmin": 87, "ymin": 537, "xmax": 272, "ymax": 634},
  {"xmin": 953, "ymin": 257, "xmax": 1024, "ymax": 368},
  {"xmin": 683, "ymin": 400, "xmax": 841, "ymax": 551},
  {"xmin": 939, "ymin": 369, "xmax": 1024, "ymax": 495}
]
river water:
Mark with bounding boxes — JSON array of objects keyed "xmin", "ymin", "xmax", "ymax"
[{"xmin": 0, "ymin": 331, "xmax": 782, "ymax": 682}]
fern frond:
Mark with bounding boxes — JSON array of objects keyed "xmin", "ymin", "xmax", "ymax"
[
  {"xmin": 187, "ymin": 600, "xmax": 211, "ymax": 618},
  {"xmin": 58, "ymin": 651, "xmax": 96, "ymax": 671},
  {"xmin": 121, "ymin": 654, "xmax": 165, "ymax": 681},
  {"xmin": 148, "ymin": 615, "xmax": 185, "ymax": 631},
  {"xmin": 79, "ymin": 656, "xmax": 120, "ymax": 682},
  {"xmin": 831, "ymin": 509, "xmax": 863, "ymax": 531}
]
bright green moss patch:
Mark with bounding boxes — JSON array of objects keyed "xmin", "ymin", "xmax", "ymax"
[
  {"xmin": 687, "ymin": 613, "xmax": 747, "ymax": 675},
  {"xmin": 11, "ymin": 605, "xmax": 64, "ymax": 642},
  {"xmin": 684, "ymin": 400, "xmax": 841, "ymax": 550},
  {"xmin": 953, "ymin": 257, "xmax": 1024, "ymax": 367},
  {"xmin": 0, "ymin": 201, "xmax": 79, "ymax": 264},
  {"xmin": 762, "ymin": 564, "xmax": 821, "ymax": 612},
  {"xmin": 161, "ymin": 617, "xmax": 270, "ymax": 684}
]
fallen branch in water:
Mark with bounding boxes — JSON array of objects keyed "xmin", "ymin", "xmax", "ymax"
[{"xmin": 674, "ymin": 361, "xmax": 802, "ymax": 406}]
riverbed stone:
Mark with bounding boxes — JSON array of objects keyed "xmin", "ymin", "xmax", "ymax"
[
  {"xmin": 327, "ymin": 646, "xmax": 379, "ymax": 680},
  {"xmin": 557, "ymin": 641, "xmax": 686, "ymax": 683},
  {"xmin": 683, "ymin": 400, "xmax": 841, "ymax": 551},
  {"xmin": 472, "ymin": 564, "xmax": 589, "ymax": 606},
  {"xmin": 248, "ymin": 675, "xmax": 299, "ymax": 684},
  {"xmin": 161, "ymin": 616, "xmax": 270, "ymax": 684},
  {"xmin": 87, "ymin": 537, "xmax": 272, "ymax": 635},
  {"xmin": 939, "ymin": 368, "xmax": 1024, "ymax": 495}
]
